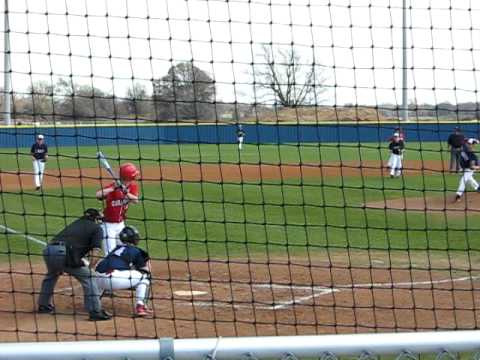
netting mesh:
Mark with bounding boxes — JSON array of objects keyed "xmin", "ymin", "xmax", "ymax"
[{"xmin": 0, "ymin": 0, "xmax": 480, "ymax": 342}]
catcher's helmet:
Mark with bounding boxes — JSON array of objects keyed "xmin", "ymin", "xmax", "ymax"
[
  {"xmin": 119, "ymin": 163, "xmax": 139, "ymax": 181},
  {"xmin": 119, "ymin": 226, "xmax": 140, "ymax": 245},
  {"xmin": 84, "ymin": 208, "xmax": 104, "ymax": 222}
]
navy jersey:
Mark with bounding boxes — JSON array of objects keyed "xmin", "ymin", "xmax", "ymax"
[
  {"xmin": 96, "ymin": 244, "xmax": 149, "ymax": 273},
  {"xmin": 389, "ymin": 140, "xmax": 404, "ymax": 155},
  {"xmin": 31, "ymin": 143, "xmax": 48, "ymax": 160},
  {"xmin": 460, "ymin": 145, "xmax": 479, "ymax": 169},
  {"xmin": 236, "ymin": 129, "xmax": 245, "ymax": 138}
]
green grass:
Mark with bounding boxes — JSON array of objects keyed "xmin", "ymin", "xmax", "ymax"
[
  {"xmin": 0, "ymin": 142, "xmax": 451, "ymax": 172},
  {"xmin": 1, "ymin": 170, "xmax": 479, "ymax": 262},
  {"xmin": 0, "ymin": 142, "xmax": 478, "ymax": 264}
]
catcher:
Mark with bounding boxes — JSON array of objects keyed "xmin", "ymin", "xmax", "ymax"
[
  {"xmin": 95, "ymin": 226, "xmax": 152, "ymax": 317},
  {"xmin": 454, "ymin": 138, "xmax": 480, "ymax": 202}
]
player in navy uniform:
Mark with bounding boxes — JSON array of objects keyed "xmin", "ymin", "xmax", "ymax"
[
  {"xmin": 387, "ymin": 133, "xmax": 405, "ymax": 178},
  {"xmin": 95, "ymin": 226, "xmax": 152, "ymax": 317},
  {"xmin": 236, "ymin": 124, "xmax": 245, "ymax": 150},
  {"xmin": 454, "ymin": 138, "xmax": 480, "ymax": 202},
  {"xmin": 30, "ymin": 134, "xmax": 48, "ymax": 190}
]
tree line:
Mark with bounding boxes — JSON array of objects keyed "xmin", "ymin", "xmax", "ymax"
[{"xmin": 4, "ymin": 47, "xmax": 479, "ymax": 123}]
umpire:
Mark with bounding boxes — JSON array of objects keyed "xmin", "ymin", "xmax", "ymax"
[
  {"xmin": 448, "ymin": 127, "xmax": 466, "ymax": 173},
  {"xmin": 37, "ymin": 209, "xmax": 111, "ymax": 321}
]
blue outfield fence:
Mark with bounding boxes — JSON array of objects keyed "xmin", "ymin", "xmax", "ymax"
[{"xmin": 1, "ymin": 122, "xmax": 480, "ymax": 148}]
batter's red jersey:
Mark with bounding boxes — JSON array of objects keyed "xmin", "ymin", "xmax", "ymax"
[{"xmin": 102, "ymin": 182, "xmax": 139, "ymax": 223}]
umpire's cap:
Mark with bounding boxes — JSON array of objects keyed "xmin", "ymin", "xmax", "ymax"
[
  {"xmin": 119, "ymin": 226, "xmax": 140, "ymax": 245},
  {"xmin": 83, "ymin": 208, "xmax": 104, "ymax": 222}
]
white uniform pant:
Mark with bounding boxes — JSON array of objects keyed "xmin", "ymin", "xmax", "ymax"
[
  {"xmin": 388, "ymin": 154, "xmax": 403, "ymax": 176},
  {"xmin": 238, "ymin": 136, "xmax": 244, "ymax": 150},
  {"xmin": 96, "ymin": 270, "xmax": 150, "ymax": 305},
  {"xmin": 33, "ymin": 160, "xmax": 46, "ymax": 187},
  {"xmin": 101, "ymin": 222, "xmax": 124, "ymax": 255},
  {"xmin": 456, "ymin": 169, "xmax": 479, "ymax": 196}
]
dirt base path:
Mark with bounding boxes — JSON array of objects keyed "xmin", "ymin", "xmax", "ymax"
[
  {"xmin": 0, "ymin": 160, "xmax": 450, "ymax": 191},
  {"xmin": 365, "ymin": 193, "xmax": 480, "ymax": 216}
]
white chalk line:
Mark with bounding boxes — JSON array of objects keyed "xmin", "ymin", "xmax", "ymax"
[
  {"xmin": 0, "ymin": 224, "xmax": 47, "ymax": 246},
  {"xmin": 187, "ymin": 275, "xmax": 480, "ymax": 311}
]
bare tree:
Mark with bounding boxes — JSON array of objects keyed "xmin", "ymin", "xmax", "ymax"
[
  {"xmin": 254, "ymin": 46, "xmax": 326, "ymax": 107},
  {"xmin": 54, "ymin": 78, "xmax": 114, "ymax": 120},
  {"xmin": 26, "ymin": 81, "xmax": 54, "ymax": 117},
  {"xmin": 125, "ymin": 83, "xmax": 152, "ymax": 117}
]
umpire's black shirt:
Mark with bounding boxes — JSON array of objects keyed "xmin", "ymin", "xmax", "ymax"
[
  {"xmin": 448, "ymin": 133, "xmax": 465, "ymax": 148},
  {"xmin": 31, "ymin": 143, "xmax": 48, "ymax": 160},
  {"xmin": 50, "ymin": 217, "xmax": 103, "ymax": 258}
]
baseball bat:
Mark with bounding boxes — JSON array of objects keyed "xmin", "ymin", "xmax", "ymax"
[{"xmin": 96, "ymin": 151, "xmax": 123, "ymax": 187}]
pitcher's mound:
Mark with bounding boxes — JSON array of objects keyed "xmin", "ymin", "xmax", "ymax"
[{"xmin": 365, "ymin": 193, "xmax": 480, "ymax": 215}]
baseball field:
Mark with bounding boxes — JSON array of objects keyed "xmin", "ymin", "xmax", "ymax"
[{"xmin": 0, "ymin": 141, "xmax": 479, "ymax": 341}]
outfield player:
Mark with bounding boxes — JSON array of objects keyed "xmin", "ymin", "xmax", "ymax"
[
  {"xmin": 96, "ymin": 226, "xmax": 152, "ymax": 317},
  {"xmin": 454, "ymin": 138, "xmax": 480, "ymax": 202},
  {"xmin": 37, "ymin": 209, "xmax": 111, "ymax": 321},
  {"xmin": 96, "ymin": 163, "xmax": 140, "ymax": 255},
  {"xmin": 236, "ymin": 124, "xmax": 245, "ymax": 150},
  {"xmin": 30, "ymin": 134, "xmax": 48, "ymax": 190},
  {"xmin": 387, "ymin": 133, "xmax": 405, "ymax": 178}
]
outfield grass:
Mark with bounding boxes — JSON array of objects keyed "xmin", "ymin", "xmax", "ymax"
[{"xmin": 0, "ymin": 142, "xmax": 451, "ymax": 172}]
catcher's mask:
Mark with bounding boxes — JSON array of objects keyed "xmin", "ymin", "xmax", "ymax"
[
  {"xmin": 83, "ymin": 208, "xmax": 104, "ymax": 223},
  {"xmin": 119, "ymin": 226, "xmax": 140, "ymax": 245}
]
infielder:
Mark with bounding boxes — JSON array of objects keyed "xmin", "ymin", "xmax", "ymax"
[
  {"xmin": 30, "ymin": 134, "xmax": 48, "ymax": 190},
  {"xmin": 96, "ymin": 226, "xmax": 152, "ymax": 317},
  {"xmin": 387, "ymin": 132, "xmax": 405, "ymax": 178},
  {"xmin": 96, "ymin": 163, "xmax": 140, "ymax": 255},
  {"xmin": 454, "ymin": 138, "xmax": 480, "ymax": 202},
  {"xmin": 236, "ymin": 125, "xmax": 245, "ymax": 150}
]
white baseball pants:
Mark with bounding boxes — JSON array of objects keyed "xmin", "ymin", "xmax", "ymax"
[
  {"xmin": 33, "ymin": 160, "xmax": 46, "ymax": 187},
  {"xmin": 238, "ymin": 136, "xmax": 244, "ymax": 150},
  {"xmin": 388, "ymin": 154, "xmax": 403, "ymax": 177},
  {"xmin": 101, "ymin": 221, "xmax": 125, "ymax": 255},
  {"xmin": 96, "ymin": 270, "xmax": 150, "ymax": 305},
  {"xmin": 456, "ymin": 169, "xmax": 479, "ymax": 196}
]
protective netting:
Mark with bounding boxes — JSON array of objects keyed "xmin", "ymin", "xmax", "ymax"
[{"xmin": 0, "ymin": 0, "xmax": 480, "ymax": 342}]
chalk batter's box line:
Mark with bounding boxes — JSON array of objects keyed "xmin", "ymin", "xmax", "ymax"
[{"xmin": 185, "ymin": 275, "xmax": 480, "ymax": 311}]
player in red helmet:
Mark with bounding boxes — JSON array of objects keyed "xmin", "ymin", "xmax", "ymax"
[{"xmin": 96, "ymin": 163, "xmax": 140, "ymax": 255}]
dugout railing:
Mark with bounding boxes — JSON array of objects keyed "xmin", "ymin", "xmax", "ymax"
[{"xmin": 1, "ymin": 331, "xmax": 480, "ymax": 360}]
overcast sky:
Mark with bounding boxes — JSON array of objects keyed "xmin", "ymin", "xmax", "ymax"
[{"xmin": 2, "ymin": 0, "xmax": 480, "ymax": 106}]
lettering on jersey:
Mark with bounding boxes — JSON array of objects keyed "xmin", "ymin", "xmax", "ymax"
[
  {"xmin": 110, "ymin": 198, "xmax": 130, "ymax": 207},
  {"xmin": 113, "ymin": 246, "xmax": 126, "ymax": 256}
]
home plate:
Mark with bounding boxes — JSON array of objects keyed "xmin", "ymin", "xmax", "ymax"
[{"xmin": 174, "ymin": 290, "xmax": 207, "ymax": 296}]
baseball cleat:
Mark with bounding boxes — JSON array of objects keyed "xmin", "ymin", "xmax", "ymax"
[
  {"xmin": 37, "ymin": 304, "xmax": 55, "ymax": 314},
  {"xmin": 88, "ymin": 310, "xmax": 112, "ymax": 321},
  {"xmin": 135, "ymin": 304, "xmax": 152, "ymax": 317},
  {"xmin": 454, "ymin": 195, "xmax": 462, "ymax": 203}
]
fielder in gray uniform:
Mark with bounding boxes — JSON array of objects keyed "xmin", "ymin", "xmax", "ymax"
[{"xmin": 37, "ymin": 209, "xmax": 111, "ymax": 321}]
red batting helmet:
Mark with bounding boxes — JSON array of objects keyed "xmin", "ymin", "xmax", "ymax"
[{"xmin": 119, "ymin": 163, "xmax": 139, "ymax": 181}]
